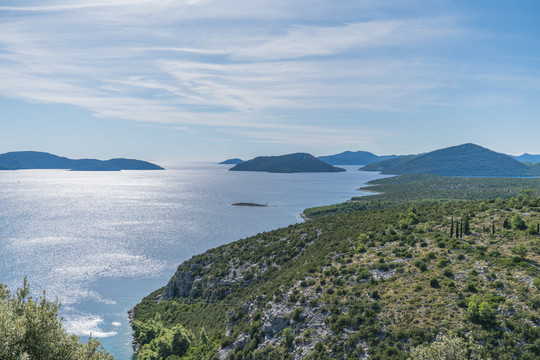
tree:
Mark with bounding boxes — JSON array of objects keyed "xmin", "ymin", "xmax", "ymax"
[
  {"xmin": 512, "ymin": 243, "xmax": 528, "ymax": 260},
  {"xmin": 0, "ymin": 279, "xmax": 113, "ymax": 360},
  {"xmin": 463, "ymin": 215, "xmax": 470, "ymax": 235},
  {"xmin": 478, "ymin": 301, "xmax": 493, "ymax": 324},
  {"xmin": 511, "ymin": 213, "xmax": 527, "ymax": 230},
  {"xmin": 135, "ymin": 321, "xmax": 193, "ymax": 360}
]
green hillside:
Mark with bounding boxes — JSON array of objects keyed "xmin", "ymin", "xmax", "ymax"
[
  {"xmin": 229, "ymin": 153, "xmax": 345, "ymax": 173},
  {"xmin": 360, "ymin": 155, "xmax": 418, "ymax": 172},
  {"xmin": 361, "ymin": 144, "xmax": 530, "ymax": 177},
  {"xmin": 304, "ymin": 174, "xmax": 540, "ymax": 219},
  {"xmin": 525, "ymin": 163, "xmax": 540, "ymax": 176},
  {"xmin": 132, "ymin": 194, "xmax": 540, "ymax": 359}
]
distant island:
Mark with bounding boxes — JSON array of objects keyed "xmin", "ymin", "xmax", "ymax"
[
  {"xmin": 318, "ymin": 150, "xmax": 400, "ymax": 165},
  {"xmin": 229, "ymin": 153, "xmax": 345, "ymax": 173},
  {"xmin": 361, "ymin": 143, "xmax": 533, "ymax": 177},
  {"xmin": 511, "ymin": 153, "xmax": 540, "ymax": 163},
  {"xmin": 219, "ymin": 158, "xmax": 244, "ymax": 164},
  {"xmin": 232, "ymin": 202, "xmax": 269, "ymax": 207},
  {"xmin": 0, "ymin": 151, "xmax": 164, "ymax": 171}
]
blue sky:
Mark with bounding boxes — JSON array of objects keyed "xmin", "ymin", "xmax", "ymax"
[{"xmin": 1, "ymin": 1, "xmax": 540, "ymax": 162}]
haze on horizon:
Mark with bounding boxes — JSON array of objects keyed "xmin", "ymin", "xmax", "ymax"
[{"xmin": 1, "ymin": 1, "xmax": 539, "ymax": 162}]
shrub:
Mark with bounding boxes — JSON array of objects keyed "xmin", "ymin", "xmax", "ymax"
[
  {"xmin": 409, "ymin": 333, "xmax": 484, "ymax": 360},
  {"xmin": 443, "ymin": 267, "xmax": 453, "ymax": 278},
  {"xmin": 0, "ymin": 279, "xmax": 113, "ymax": 360},
  {"xmin": 291, "ymin": 307, "xmax": 304, "ymax": 322}
]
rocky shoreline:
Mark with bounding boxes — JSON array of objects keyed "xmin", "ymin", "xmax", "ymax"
[{"xmin": 127, "ymin": 308, "xmax": 139, "ymax": 353}]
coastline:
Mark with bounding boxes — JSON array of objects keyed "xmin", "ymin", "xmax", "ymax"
[
  {"xmin": 125, "ymin": 167, "xmax": 384, "ymax": 357},
  {"xmin": 300, "ymin": 213, "xmax": 311, "ymax": 221},
  {"xmin": 127, "ymin": 308, "xmax": 139, "ymax": 353}
]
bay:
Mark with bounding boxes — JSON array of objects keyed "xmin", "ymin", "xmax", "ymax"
[{"xmin": 0, "ymin": 163, "xmax": 386, "ymax": 359}]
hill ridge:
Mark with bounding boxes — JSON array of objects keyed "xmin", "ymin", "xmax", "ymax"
[{"xmin": 361, "ymin": 143, "xmax": 530, "ymax": 177}]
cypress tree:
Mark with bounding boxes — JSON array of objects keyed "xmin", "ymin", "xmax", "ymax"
[
  {"xmin": 460, "ymin": 221, "xmax": 463, "ymax": 238},
  {"xmin": 464, "ymin": 215, "xmax": 470, "ymax": 235},
  {"xmin": 492, "ymin": 222, "xmax": 495, "ymax": 235},
  {"xmin": 450, "ymin": 217, "xmax": 454, "ymax": 238}
]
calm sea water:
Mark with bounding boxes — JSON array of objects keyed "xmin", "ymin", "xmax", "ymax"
[{"xmin": 0, "ymin": 163, "xmax": 386, "ymax": 359}]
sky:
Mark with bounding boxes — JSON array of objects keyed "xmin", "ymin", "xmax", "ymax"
[{"xmin": 1, "ymin": 0, "xmax": 540, "ymax": 162}]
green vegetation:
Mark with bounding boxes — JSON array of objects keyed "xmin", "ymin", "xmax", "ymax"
[
  {"xmin": 361, "ymin": 143, "xmax": 530, "ymax": 176},
  {"xmin": 133, "ymin": 194, "xmax": 540, "ymax": 359},
  {"xmin": 0, "ymin": 279, "xmax": 113, "ymax": 360},
  {"xmin": 229, "ymin": 153, "xmax": 345, "ymax": 173},
  {"xmin": 360, "ymin": 155, "xmax": 418, "ymax": 172},
  {"xmin": 409, "ymin": 333, "xmax": 484, "ymax": 360},
  {"xmin": 304, "ymin": 174, "xmax": 540, "ymax": 218}
]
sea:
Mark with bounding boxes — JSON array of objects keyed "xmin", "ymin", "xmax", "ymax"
[{"xmin": 0, "ymin": 163, "xmax": 386, "ymax": 359}]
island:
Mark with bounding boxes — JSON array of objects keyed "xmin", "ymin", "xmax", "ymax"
[
  {"xmin": 231, "ymin": 202, "xmax": 269, "ymax": 207},
  {"xmin": 0, "ymin": 151, "xmax": 164, "ymax": 171},
  {"xmin": 229, "ymin": 152, "xmax": 345, "ymax": 173},
  {"xmin": 219, "ymin": 158, "xmax": 244, "ymax": 164}
]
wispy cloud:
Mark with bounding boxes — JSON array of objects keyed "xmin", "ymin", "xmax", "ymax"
[{"xmin": 2, "ymin": 0, "xmax": 524, "ymax": 148}]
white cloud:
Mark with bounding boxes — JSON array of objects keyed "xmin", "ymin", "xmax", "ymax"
[
  {"xmin": 231, "ymin": 21, "xmax": 400, "ymax": 60},
  {"xmin": 0, "ymin": 1, "xmax": 478, "ymax": 146}
]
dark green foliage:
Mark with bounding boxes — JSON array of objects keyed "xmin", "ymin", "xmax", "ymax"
[{"xmin": 463, "ymin": 215, "xmax": 470, "ymax": 235}]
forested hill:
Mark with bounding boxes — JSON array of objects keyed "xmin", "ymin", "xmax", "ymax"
[
  {"xmin": 361, "ymin": 143, "xmax": 530, "ymax": 177},
  {"xmin": 132, "ymin": 194, "xmax": 539, "ymax": 359},
  {"xmin": 0, "ymin": 151, "xmax": 164, "ymax": 171},
  {"xmin": 229, "ymin": 153, "xmax": 345, "ymax": 173}
]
